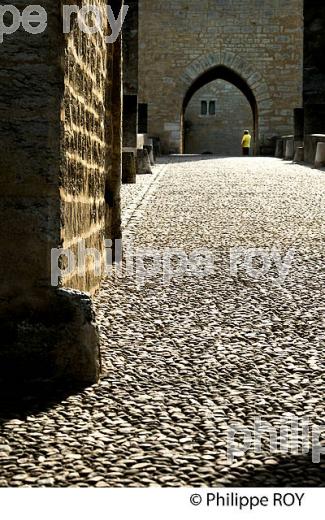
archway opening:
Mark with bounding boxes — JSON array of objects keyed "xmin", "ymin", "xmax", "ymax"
[
  {"xmin": 181, "ymin": 65, "xmax": 258, "ymax": 155},
  {"xmin": 184, "ymin": 80, "xmax": 254, "ymax": 156}
]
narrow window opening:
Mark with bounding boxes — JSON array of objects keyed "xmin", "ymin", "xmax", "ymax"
[{"xmin": 201, "ymin": 100, "xmax": 207, "ymax": 116}]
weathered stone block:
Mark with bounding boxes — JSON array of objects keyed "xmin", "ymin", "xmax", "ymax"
[
  {"xmin": 304, "ymin": 134, "xmax": 325, "ymax": 164},
  {"xmin": 122, "ymin": 150, "xmax": 137, "ymax": 183},
  {"xmin": 275, "ymin": 138, "xmax": 284, "ymax": 158},
  {"xmin": 294, "ymin": 146, "xmax": 304, "ymax": 162},
  {"xmin": 315, "ymin": 142, "xmax": 325, "ymax": 169},
  {"xmin": 284, "ymin": 136, "xmax": 294, "ymax": 160},
  {"xmin": 0, "ymin": 289, "xmax": 100, "ymax": 387},
  {"xmin": 137, "ymin": 148, "xmax": 152, "ymax": 175}
]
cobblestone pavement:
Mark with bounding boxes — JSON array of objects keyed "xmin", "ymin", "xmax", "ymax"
[{"xmin": 1, "ymin": 156, "xmax": 325, "ymax": 487}]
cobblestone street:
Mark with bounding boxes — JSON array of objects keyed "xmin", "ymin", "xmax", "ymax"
[{"xmin": 1, "ymin": 156, "xmax": 325, "ymax": 487}]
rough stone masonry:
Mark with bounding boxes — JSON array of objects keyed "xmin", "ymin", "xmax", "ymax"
[
  {"xmin": 0, "ymin": 0, "xmax": 124, "ymax": 387},
  {"xmin": 138, "ymin": 0, "xmax": 304, "ymax": 154}
]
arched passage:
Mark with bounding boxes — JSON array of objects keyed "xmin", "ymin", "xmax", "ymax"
[
  {"xmin": 176, "ymin": 52, "xmax": 272, "ymax": 155},
  {"xmin": 181, "ymin": 65, "xmax": 258, "ymax": 154}
]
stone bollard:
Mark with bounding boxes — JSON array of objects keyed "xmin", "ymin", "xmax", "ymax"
[
  {"xmin": 294, "ymin": 146, "xmax": 304, "ymax": 162},
  {"xmin": 293, "ymin": 140, "xmax": 303, "ymax": 160},
  {"xmin": 304, "ymin": 134, "xmax": 325, "ymax": 164},
  {"xmin": 275, "ymin": 138, "xmax": 284, "ymax": 158},
  {"xmin": 147, "ymin": 138, "xmax": 156, "ymax": 163},
  {"xmin": 122, "ymin": 151, "xmax": 137, "ymax": 184},
  {"xmin": 144, "ymin": 144, "xmax": 155, "ymax": 166},
  {"xmin": 284, "ymin": 137, "xmax": 294, "ymax": 160},
  {"xmin": 151, "ymin": 137, "xmax": 161, "ymax": 158},
  {"xmin": 137, "ymin": 148, "xmax": 152, "ymax": 175},
  {"xmin": 315, "ymin": 142, "xmax": 325, "ymax": 169}
]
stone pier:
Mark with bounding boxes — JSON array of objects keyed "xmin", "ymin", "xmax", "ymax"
[
  {"xmin": 0, "ymin": 0, "xmax": 123, "ymax": 388},
  {"xmin": 122, "ymin": 149, "xmax": 137, "ymax": 183},
  {"xmin": 293, "ymin": 107, "xmax": 304, "ymax": 157},
  {"xmin": 138, "ymin": 103, "xmax": 148, "ymax": 134},
  {"xmin": 122, "ymin": 0, "xmax": 139, "ymax": 184},
  {"xmin": 303, "ymin": 1, "xmax": 325, "ymax": 165}
]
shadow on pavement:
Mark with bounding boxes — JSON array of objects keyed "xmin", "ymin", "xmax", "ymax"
[
  {"xmin": 0, "ymin": 381, "xmax": 85, "ymax": 424},
  {"xmin": 224, "ymin": 453, "xmax": 325, "ymax": 487}
]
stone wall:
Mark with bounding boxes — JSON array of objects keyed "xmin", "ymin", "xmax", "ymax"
[
  {"xmin": 138, "ymin": 0, "xmax": 304, "ymax": 154},
  {"xmin": 61, "ymin": 1, "xmax": 109, "ymax": 292},
  {"xmin": 184, "ymin": 80, "xmax": 253, "ymax": 155},
  {"xmin": 0, "ymin": 1, "xmax": 61, "ymax": 305}
]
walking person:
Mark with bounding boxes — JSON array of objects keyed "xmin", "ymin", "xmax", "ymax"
[{"xmin": 241, "ymin": 130, "xmax": 252, "ymax": 156}]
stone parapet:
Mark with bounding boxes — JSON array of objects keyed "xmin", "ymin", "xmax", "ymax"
[
  {"xmin": 315, "ymin": 141, "xmax": 325, "ymax": 169},
  {"xmin": 304, "ymin": 134, "xmax": 325, "ymax": 164},
  {"xmin": 283, "ymin": 136, "xmax": 294, "ymax": 160}
]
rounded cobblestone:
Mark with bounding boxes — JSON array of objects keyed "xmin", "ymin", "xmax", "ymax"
[{"xmin": 1, "ymin": 157, "xmax": 325, "ymax": 487}]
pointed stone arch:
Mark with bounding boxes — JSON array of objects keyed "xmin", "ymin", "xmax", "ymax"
[{"xmin": 178, "ymin": 52, "xmax": 273, "ymax": 154}]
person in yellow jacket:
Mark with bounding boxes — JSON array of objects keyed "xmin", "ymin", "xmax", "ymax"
[{"xmin": 241, "ymin": 130, "xmax": 251, "ymax": 156}]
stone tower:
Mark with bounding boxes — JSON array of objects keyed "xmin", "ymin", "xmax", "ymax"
[{"xmin": 138, "ymin": 0, "xmax": 304, "ymax": 154}]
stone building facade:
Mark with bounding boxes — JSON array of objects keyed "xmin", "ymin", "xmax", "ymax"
[
  {"xmin": 0, "ymin": 0, "xmax": 124, "ymax": 387},
  {"xmin": 138, "ymin": 0, "xmax": 304, "ymax": 154},
  {"xmin": 184, "ymin": 80, "xmax": 253, "ymax": 155}
]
